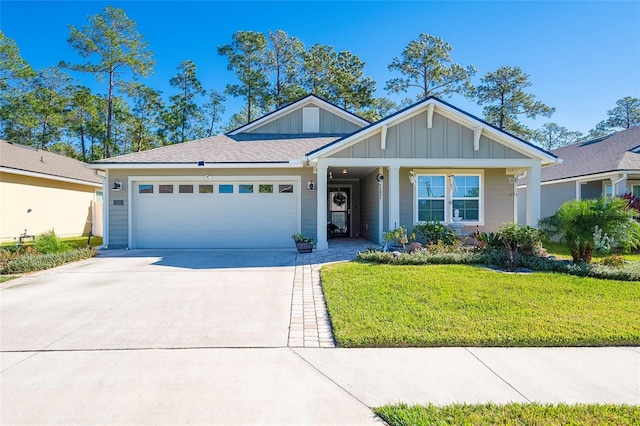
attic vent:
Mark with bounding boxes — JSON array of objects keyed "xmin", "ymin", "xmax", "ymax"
[{"xmin": 302, "ymin": 107, "xmax": 319, "ymax": 133}]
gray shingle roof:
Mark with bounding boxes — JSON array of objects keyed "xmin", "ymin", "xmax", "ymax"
[
  {"xmin": 541, "ymin": 127, "xmax": 640, "ymax": 182},
  {"xmin": 0, "ymin": 140, "xmax": 101, "ymax": 184},
  {"xmin": 92, "ymin": 134, "xmax": 339, "ymax": 164}
]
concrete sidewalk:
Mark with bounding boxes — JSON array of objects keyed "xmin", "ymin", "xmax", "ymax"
[{"xmin": 2, "ymin": 346, "xmax": 638, "ymax": 425}]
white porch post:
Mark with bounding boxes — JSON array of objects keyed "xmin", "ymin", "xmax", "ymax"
[
  {"xmin": 612, "ymin": 174, "xmax": 628, "ymax": 196},
  {"xmin": 388, "ymin": 165, "xmax": 400, "ymax": 230},
  {"xmin": 526, "ymin": 164, "xmax": 541, "ymax": 227},
  {"xmin": 316, "ymin": 163, "xmax": 328, "ymax": 251}
]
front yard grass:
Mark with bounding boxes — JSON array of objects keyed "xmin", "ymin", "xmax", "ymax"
[
  {"xmin": 321, "ymin": 263, "xmax": 640, "ymax": 347},
  {"xmin": 375, "ymin": 402, "xmax": 640, "ymax": 426},
  {"xmin": 0, "ymin": 276, "xmax": 17, "ymax": 284}
]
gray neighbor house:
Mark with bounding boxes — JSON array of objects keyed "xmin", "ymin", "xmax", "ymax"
[
  {"xmin": 87, "ymin": 94, "xmax": 557, "ymax": 250},
  {"xmin": 518, "ymin": 126, "xmax": 640, "ymax": 224}
]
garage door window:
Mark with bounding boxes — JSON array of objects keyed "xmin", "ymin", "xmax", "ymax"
[
  {"xmin": 219, "ymin": 184, "xmax": 233, "ymax": 194},
  {"xmin": 279, "ymin": 185, "xmax": 294, "ymax": 193},
  {"xmin": 239, "ymin": 184, "xmax": 253, "ymax": 193},
  {"xmin": 179, "ymin": 184, "xmax": 193, "ymax": 193},
  {"xmin": 199, "ymin": 185, "xmax": 213, "ymax": 194},
  {"xmin": 139, "ymin": 184, "xmax": 153, "ymax": 194},
  {"xmin": 259, "ymin": 184, "xmax": 273, "ymax": 193},
  {"xmin": 159, "ymin": 185, "xmax": 173, "ymax": 194}
]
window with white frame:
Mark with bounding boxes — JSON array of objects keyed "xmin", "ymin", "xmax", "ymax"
[
  {"xmin": 604, "ymin": 184, "xmax": 613, "ymax": 199},
  {"xmin": 632, "ymin": 185, "xmax": 640, "ymax": 197},
  {"xmin": 451, "ymin": 175, "xmax": 480, "ymax": 221},
  {"xmin": 416, "ymin": 175, "xmax": 446, "ymax": 221},
  {"xmin": 416, "ymin": 173, "xmax": 482, "ymax": 223}
]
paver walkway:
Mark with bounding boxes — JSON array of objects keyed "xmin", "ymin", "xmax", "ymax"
[{"xmin": 288, "ymin": 238, "xmax": 377, "ymax": 348}]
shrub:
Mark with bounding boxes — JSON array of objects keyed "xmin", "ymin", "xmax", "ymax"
[
  {"xmin": 413, "ymin": 221, "xmax": 458, "ymax": 246},
  {"xmin": 357, "ymin": 248, "xmax": 483, "ymax": 265},
  {"xmin": 539, "ymin": 197, "xmax": 640, "ymax": 263},
  {"xmin": 601, "ymin": 255, "xmax": 625, "ymax": 268},
  {"xmin": 34, "ymin": 230, "xmax": 72, "ymax": 254},
  {"xmin": 2, "ymin": 248, "xmax": 96, "ymax": 275}
]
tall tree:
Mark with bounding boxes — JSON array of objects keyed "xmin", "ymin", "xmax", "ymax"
[
  {"xmin": 218, "ymin": 31, "xmax": 270, "ymax": 124},
  {"xmin": 301, "ymin": 43, "xmax": 335, "ymax": 100},
  {"xmin": 125, "ymin": 82, "xmax": 164, "ymax": 151},
  {"xmin": 199, "ymin": 89, "xmax": 226, "ymax": 137},
  {"xmin": 0, "ymin": 30, "xmax": 35, "ymax": 92},
  {"xmin": 225, "ymin": 105, "xmax": 264, "ymax": 132},
  {"xmin": 265, "ymin": 30, "xmax": 305, "ymax": 108},
  {"xmin": 64, "ymin": 6, "xmax": 155, "ymax": 157},
  {"xmin": 385, "ymin": 33, "xmax": 476, "ymax": 101},
  {"xmin": 163, "ymin": 60, "xmax": 204, "ymax": 144},
  {"xmin": 357, "ymin": 97, "xmax": 399, "ymax": 122},
  {"xmin": 29, "ymin": 67, "xmax": 73, "ymax": 149},
  {"xmin": 475, "ymin": 66, "xmax": 555, "ymax": 139},
  {"xmin": 533, "ymin": 122, "xmax": 582, "ymax": 150},
  {"xmin": 68, "ymin": 86, "xmax": 99, "ymax": 161},
  {"xmin": 606, "ymin": 96, "xmax": 640, "ymax": 129}
]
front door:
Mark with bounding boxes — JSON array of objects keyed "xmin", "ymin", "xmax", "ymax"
[{"xmin": 328, "ymin": 189, "xmax": 350, "ymax": 237}]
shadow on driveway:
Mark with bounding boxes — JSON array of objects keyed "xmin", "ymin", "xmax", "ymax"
[{"xmin": 97, "ymin": 248, "xmax": 298, "ymax": 269}]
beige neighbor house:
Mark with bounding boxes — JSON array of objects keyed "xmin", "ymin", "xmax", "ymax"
[
  {"xmin": 0, "ymin": 140, "xmax": 103, "ymax": 243},
  {"xmin": 87, "ymin": 95, "xmax": 557, "ymax": 250},
  {"xmin": 518, "ymin": 126, "xmax": 640, "ymax": 224}
]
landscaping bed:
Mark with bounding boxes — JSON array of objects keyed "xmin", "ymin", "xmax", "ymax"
[
  {"xmin": 321, "ymin": 263, "xmax": 640, "ymax": 347},
  {"xmin": 375, "ymin": 402, "xmax": 640, "ymax": 426}
]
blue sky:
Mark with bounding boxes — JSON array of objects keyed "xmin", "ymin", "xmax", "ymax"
[{"xmin": 2, "ymin": 1, "xmax": 639, "ymax": 135}]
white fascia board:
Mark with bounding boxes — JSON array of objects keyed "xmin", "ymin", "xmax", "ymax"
[
  {"xmin": 319, "ymin": 157, "xmax": 541, "ymax": 168},
  {"xmin": 0, "ymin": 166, "xmax": 102, "ymax": 187},
  {"xmin": 86, "ymin": 162, "xmax": 303, "ymax": 170},
  {"xmin": 228, "ymin": 95, "xmax": 368, "ymax": 135},
  {"xmin": 528, "ymin": 170, "xmax": 640, "ymax": 187}
]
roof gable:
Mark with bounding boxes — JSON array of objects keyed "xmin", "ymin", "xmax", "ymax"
[
  {"xmin": 307, "ymin": 97, "xmax": 557, "ymax": 165},
  {"xmin": 228, "ymin": 94, "xmax": 369, "ymax": 136}
]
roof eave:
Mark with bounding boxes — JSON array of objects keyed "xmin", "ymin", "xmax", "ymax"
[{"xmin": 86, "ymin": 162, "xmax": 303, "ymax": 170}]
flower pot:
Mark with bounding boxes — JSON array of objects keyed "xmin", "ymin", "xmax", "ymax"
[{"xmin": 295, "ymin": 241, "xmax": 313, "ymax": 253}]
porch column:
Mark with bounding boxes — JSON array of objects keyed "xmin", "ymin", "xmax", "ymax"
[
  {"xmin": 612, "ymin": 174, "xmax": 628, "ymax": 196},
  {"xmin": 316, "ymin": 164, "xmax": 329, "ymax": 251},
  {"xmin": 526, "ymin": 164, "xmax": 541, "ymax": 227},
  {"xmin": 388, "ymin": 165, "xmax": 400, "ymax": 230}
]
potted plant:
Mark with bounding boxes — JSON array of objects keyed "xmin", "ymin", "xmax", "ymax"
[
  {"xmin": 292, "ymin": 233, "xmax": 314, "ymax": 253},
  {"xmin": 383, "ymin": 226, "xmax": 415, "ymax": 251}
]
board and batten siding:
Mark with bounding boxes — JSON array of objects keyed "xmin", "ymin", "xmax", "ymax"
[
  {"xmin": 246, "ymin": 106, "xmax": 361, "ymax": 135},
  {"xmin": 329, "ymin": 111, "xmax": 529, "ymax": 160},
  {"xmin": 106, "ymin": 168, "xmax": 316, "ymax": 249},
  {"xmin": 359, "ymin": 170, "xmax": 381, "ymax": 242}
]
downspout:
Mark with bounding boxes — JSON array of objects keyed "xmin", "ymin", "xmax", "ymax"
[
  {"xmin": 94, "ymin": 169, "xmax": 108, "ymax": 249},
  {"xmin": 611, "ymin": 173, "xmax": 628, "ymax": 197}
]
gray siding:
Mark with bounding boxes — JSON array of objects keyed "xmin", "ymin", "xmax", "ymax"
[
  {"xmin": 359, "ymin": 170, "xmax": 380, "ymax": 243},
  {"xmin": 517, "ymin": 187, "xmax": 527, "ymax": 225},
  {"xmin": 581, "ymin": 180, "xmax": 602, "ymax": 200},
  {"xmin": 329, "ymin": 111, "xmax": 530, "ymax": 160},
  {"xmin": 106, "ymin": 168, "xmax": 316, "ymax": 249},
  {"xmin": 246, "ymin": 105, "xmax": 361, "ymax": 135},
  {"xmin": 541, "ymin": 181, "xmax": 576, "ymax": 220},
  {"xmin": 483, "ymin": 169, "xmax": 515, "ymax": 231}
]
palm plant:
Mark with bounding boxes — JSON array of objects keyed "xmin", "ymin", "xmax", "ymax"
[{"xmin": 538, "ymin": 198, "xmax": 640, "ymax": 263}]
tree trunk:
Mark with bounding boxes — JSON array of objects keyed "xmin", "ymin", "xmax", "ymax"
[{"xmin": 106, "ymin": 69, "xmax": 114, "ymax": 158}]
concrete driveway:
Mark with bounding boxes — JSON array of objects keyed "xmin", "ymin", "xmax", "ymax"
[{"xmin": 1, "ymin": 249, "xmax": 298, "ymax": 351}]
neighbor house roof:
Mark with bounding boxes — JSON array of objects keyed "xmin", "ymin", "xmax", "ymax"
[
  {"xmin": 0, "ymin": 140, "xmax": 102, "ymax": 185},
  {"xmin": 541, "ymin": 127, "xmax": 640, "ymax": 182},
  {"xmin": 90, "ymin": 134, "xmax": 339, "ymax": 165}
]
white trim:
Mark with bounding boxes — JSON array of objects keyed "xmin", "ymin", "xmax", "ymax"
[
  {"xmin": 426, "ymin": 103, "xmax": 435, "ymax": 129},
  {"xmin": 306, "ymin": 98, "xmax": 557, "ymax": 165},
  {"xmin": 388, "ymin": 166, "xmax": 400, "ymax": 230},
  {"xmin": 473, "ymin": 126, "xmax": 483, "ymax": 151},
  {"xmin": 302, "ymin": 106, "xmax": 320, "ymax": 133},
  {"xmin": 0, "ymin": 166, "xmax": 102, "ymax": 187},
  {"xmin": 320, "ymin": 157, "xmax": 541, "ymax": 168},
  {"xmin": 378, "ymin": 166, "xmax": 384, "ymax": 243},
  {"xmin": 316, "ymin": 164, "xmax": 329, "ymax": 250},
  {"xmin": 228, "ymin": 95, "xmax": 368, "ymax": 135},
  {"xmin": 412, "ymin": 169, "xmax": 484, "ymax": 226},
  {"xmin": 104, "ymin": 169, "xmax": 110, "ymax": 247},
  {"xmin": 127, "ymin": 175, "xmax": 302, "ymax": 249},
  {"xmin": 86, "ymin": 162, "xmax": 303, "ymax": 170},
  {"xmin": 380, "ymin": 125, "xmax": 387, "ymax": 150},
  {"xmin": 519, "ymin": 170, "xmax": 640, "ymax": 188}
]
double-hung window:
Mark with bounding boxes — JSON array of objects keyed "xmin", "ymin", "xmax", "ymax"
[{"xmin": 415, "ymin": 172, "xmax": 482, "ymax": 223}]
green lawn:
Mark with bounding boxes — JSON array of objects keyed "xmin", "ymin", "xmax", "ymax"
[
  {"xmin": 544, "ymin": 241, "xmax": 640, "ymax": 262},
  {"xmin": 321, "ymin": 263, "xmax": 640, "ymax": 347},
  {"xmin": 0, "ymin": 276, "xmax": 17, "ymax": 283},
  {"xmin": 375, "ymin": 403, "xmax": 640, "ymax": 426}
]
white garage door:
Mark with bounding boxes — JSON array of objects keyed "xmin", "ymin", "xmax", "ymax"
[{"xmin": 132, "ymin": 180, "xmax": 299, "ymax": 248}]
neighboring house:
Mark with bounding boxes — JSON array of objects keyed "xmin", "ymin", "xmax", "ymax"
[
  {"xmin": 0, "ymin": 140, "xmax": 103, "ymax": 242},
  {"xmin": 87, "ymin": 94, "xmax": 556, "ymax": 250},
  {"xmin": 518, "ymin": 127, "xmax": 640, "ymax": 223}
]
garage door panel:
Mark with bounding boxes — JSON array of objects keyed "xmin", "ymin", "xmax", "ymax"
[{"xmin": 133, "ymin": 181, "xmax": 299, "ymax": 249}]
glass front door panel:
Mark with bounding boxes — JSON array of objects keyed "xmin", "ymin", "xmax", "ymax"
[{"xmin": 329, "ymin": 190, "xmax": 349, "ymax": 237}]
